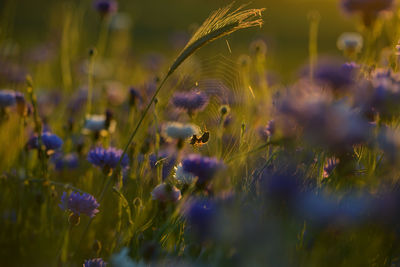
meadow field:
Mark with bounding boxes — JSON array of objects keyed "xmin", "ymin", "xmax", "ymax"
[{"xmin": 1, "ymin": 0, "xmax": 400, "ymax": 266}]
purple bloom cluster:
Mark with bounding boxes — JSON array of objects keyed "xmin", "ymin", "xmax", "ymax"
[
  {"xmin": 59, "ymin": 191, "xmax": 100, "ymax": 218},
  {"xmin": 185, "ymin": 198, "xmax": 217, "ymax": 238},
  {"xmin": 314, "ymin": 62, "xmax": 355, "ymax": 90},
  {"xmin": 83, "ymin": 258, "xmax": 107, "ymax": 267},
  {"xmin": 354, "ymin": 69, "xmax": 400, "ymax": 120},
  {"xmin": 52, "ymin": 153, "xmax": 79, "ymax": 171},
  {"xmin": 93, "ymin": 0, "xmax": 118, "ymax": 16},
  {"xmin": 87, "ymin": 146, "xmax": 129, "ymax": 170},
  {"xmin": 277, "ymin": 87, "xmax": 371, "ymax": 152},
  {"xmin": 27, "ymin": 132, "xmax": 63, "ymax": 151},
  {"xmin": 182, "ymin": 154, "xmax": 223, "ymax": 183},
  {"xmin": 172, "ymin": 90, "xmax": 208, "ymax": 114}
]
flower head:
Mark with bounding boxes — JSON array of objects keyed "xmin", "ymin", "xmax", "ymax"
[
  {"xmin": 181, "ymin": 154, "xmax": 223, "ymax": 183},
  {"xmin": 163, "ymin": 122, "xmax": 199, "ymax": 140},
  {"xmin": 174, "ymin": 163, "xmax": 197, "ymax": 184},
  {"xmin": 184, "ymin": 198, "xmax": 217, "ymax": 238},
  {"xmin": 172, "ymin": 90, "xmax": 208, "ymax": 115},
  {"xmin": 151, "ymin": 183, "xmax": 181, "ymax": 203},
  {"xmin": 52, "ymin": 153, "xmax": 79, "ymax": 171},
  {"xmin": 83, "ymin": 258, "xmax": 107, "ymax": 267},
  {"xmin": 27, "ymin": 132, "xmax": 63, "ymax": 152},
  {"xmin": 59, "ymin": 191, "xmax": 100, "ymax": 218},
  {"xmin": 314, "ymin": 62, "xmax": 355, "ymax": 90},
  {"xmin": 93, "ymin": 0, "xmax": 118, "ymax": 16},
  {"xmin": 337, "ymin": 32, "xmax": 363, "ymax": 55},
  {"xmin": 83, "ymin": 113, "xmax": 116, "ymax": 136},
  {"xmin": 0, "ymin": 90, "xmax": 19, "ymax": 108},
  {"xmin": 87, "ymin": 146, "xmax": 129, "ymax": 171}
]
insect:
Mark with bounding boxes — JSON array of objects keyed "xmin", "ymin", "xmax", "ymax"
[{"xmin": 190, "ymin": 131, "xmax": 210, "ymax": 146}]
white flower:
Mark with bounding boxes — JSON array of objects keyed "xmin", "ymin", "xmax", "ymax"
[
  {"xmin": 164, "ymin": 122, "xmax": 199, "ymax": 140},
  {"xmin": 83, "ymin": 114, "xmax": 116, "ymax": 135},
  {"xmin": 337, "ymin": 32, "xmax": 363, "ymax": 54},
  {"xmin": 174, "ymin": 163, "xmax": 196, "ymax": 184},
  {"xmin": 151, "ymin": 183, "xmax": 181, "ymax": 202}
]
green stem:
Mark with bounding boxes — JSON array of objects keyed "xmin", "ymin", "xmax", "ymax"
[
  {"xmin": 308, "ymin": 11, "xmax": 320, "ymax": 82},
  {"xmin": 86, "ymin": 51, "xmax": 95, "ymax": 116}
]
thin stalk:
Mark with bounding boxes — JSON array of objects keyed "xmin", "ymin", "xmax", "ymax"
[
  {"xmin": 26, "ymin": 76, "xmax": 47, "ymax": 178},
  {"xmin": 86, "ymin": 50, "xmax": 95, "ymax": 116},
  {"xmin": 308, "ymin": 11, "xmax": 320, "ymax": 82}
]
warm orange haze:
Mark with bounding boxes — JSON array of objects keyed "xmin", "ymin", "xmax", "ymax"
[{"xmin": 1, "ymin": 0, "xmax": 400, "ymax": 266}]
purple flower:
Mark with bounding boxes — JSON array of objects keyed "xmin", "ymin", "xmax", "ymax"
[
  {"xmin": 0, "ymin": 90, "xmax": 21, "ymax": 108},
  {"xmin": 341, "ymin": 62, "xmax": 360, "ymax": 73},
  {"xmin": 87, "ymin": 146, "xmax": 129, "ymax": 170},
  {"xmin": 93, "ymin": 0, "xmax": 118, "ymax": 16},
  {"xmin": 27, "ymin": 132, "xmax": 63, "ymax": 151},
  {"xmin": 184, "ymin": 198, "xmax": 217, "ymax": 238},
  {"xmin": 59, "ymin": 192, "xmax": 100, "ymax": 218},
  {"xmin": 172, "ymin": 90, "xmax": 208, "ymax": 115},
  {"xmin": 52, "ymin": 153, "xmax": 79, "ymax": 171},
  {"xmin": 182, "ymin": 154, "xmax": 223, "ymax": 183},
  {"xmin": 151, "ymin": 183, "xmax": 181, "ymax": 202},
  {"xmin": 341, "ymin": 0, "xmax": 394, "ymax": 26},
  {"xmin": 314, "ymin": 62, "xmax": 355, "ymax": 90},
  {"xmin": 83, "ymin": 258, "xmax": 107, "ymax": 267},
  {"xmin": 277, "ymin": 87, "xmax": 371, "ymax": 151}
]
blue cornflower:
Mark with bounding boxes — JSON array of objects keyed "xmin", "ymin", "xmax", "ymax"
[
  {"xmin": 59, "ymin": 191, "xmax": 100, "ymax": 218},
  {"xmin": 0, "ymin": 90, "xmax": 18, "ymax": 108},
  {"xmin": 341, "ymin": 62, "xmax": 360, "ymax": 73},
  {"xmin": 181, "ymin": 154, "xmax": 223, "ymax": 183},
  {"xmin": 93, "ymin": 0, "xmax": 118, "ymax": 16},
  {"xmin": 83, "ymin": 258, "xmax": 107, "ymax": 267},
  {"xmin": 172, "ymin": 90, "xmax": 208, "ymax": 115},
  {"xmin": 27, "ymin": 132, "xmax": 63, "ymax": 152},
  {"xmin": 87, "ymin": 146, "xmax": 129, "ymax": 171},
  {"xmin": 52, "ymin": 153, "xmax": 79, "ymax": 171},
  {"xmin": 185, "ymin": 198, "xmax": 217, "ymax": 238},
  {"xmin": 314, "ymin": 62, "xmax": 354, "ymax": 90},
  {"xmin": 341, "ymin": 0, "xmax": 394, "ymax": 26}
]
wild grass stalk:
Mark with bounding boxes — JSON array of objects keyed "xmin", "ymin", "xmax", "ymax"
[{"xmin": 308, "ymin": 11, "xmax": 320, "ymax": 82}]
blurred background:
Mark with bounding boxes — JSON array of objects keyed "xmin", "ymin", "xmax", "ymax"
[{"xmin": 0, "ymin": 0, "xmax": 356, "ymax": 81}]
